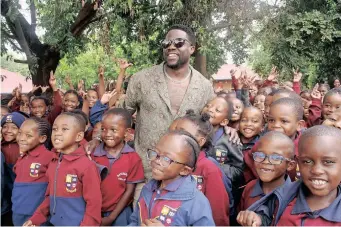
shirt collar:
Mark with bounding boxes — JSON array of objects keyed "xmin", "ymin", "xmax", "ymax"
[
  {"xmin": 292, "ymin": 184, "xmax": 341, "ymax": 222},
  {"xmin": 61, "ymin": 146, "xmax": 86, "ymax": 161},
  {"xmin": 250, "ymin": 179, "xmax": 265, "ymax": 197},
  {"xmin": 148, "ymin": 176, "xmax": 187, "ymax": 192},
  {"xmin": 213, "ymin": 127, "xmax": 224, "ymax": 144},
  {"xmin": 93, "ymin": 143, "xmax": 135, "ymax": 157},
  {"xmin": 29, "ymin": 145, "xmax": 47, "ymax": 157},
  {"xmin": 242, "ymin": 135, "xmax": 260, "ymax": 151}
]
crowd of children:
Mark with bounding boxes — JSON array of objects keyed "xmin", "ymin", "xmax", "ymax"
[{"xmin": 1, "ymin": 58, "xmax": 341, "ymax": 226}]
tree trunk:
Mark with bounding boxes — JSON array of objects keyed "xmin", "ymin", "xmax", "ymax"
[
  {"xmin": 1, "ymin": 0, "xmax": 98, "ymax": 86},
  {"xmin": 32, "ymin": 45, "xmax": 61, "ymax": 86},
  {"xmin": 194, "ymin": 43, "xmax": 208, "ymax": 78}
]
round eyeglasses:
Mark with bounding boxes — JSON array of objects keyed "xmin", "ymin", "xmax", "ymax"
[{"xmin": 252, "ymin": 151, "xmax": 292, "ymax": 165}]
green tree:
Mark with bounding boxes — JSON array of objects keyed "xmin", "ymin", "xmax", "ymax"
[{"xmin": 248, "ymin": 0, "xmax": 341, "ymax": 88}]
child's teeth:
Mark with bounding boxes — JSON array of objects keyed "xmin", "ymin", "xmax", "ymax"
[{"xmin": 312, "ymin": 180, "xmax": 327, "ymax": 185}]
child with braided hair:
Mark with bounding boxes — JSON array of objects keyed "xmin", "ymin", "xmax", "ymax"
[{"xmin": 12, "ymin": 117, "xmax": 54, "ymax": 226}]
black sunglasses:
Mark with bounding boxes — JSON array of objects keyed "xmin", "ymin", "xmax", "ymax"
[{"xmin": 161, "ymin": 38, "xmax": 191, "ymax": 49}]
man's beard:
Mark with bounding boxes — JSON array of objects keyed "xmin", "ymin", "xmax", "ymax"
[{"xmin": 164, "ymin": 55, "xmax": 187, "ymax": 69}]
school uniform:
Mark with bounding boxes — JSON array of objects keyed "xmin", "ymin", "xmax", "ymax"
[
  {"xmin": 307, "ymin": 98, "xmax": 323, "ymax": 128},
  {"xmin": 11, "ymin": 145, "xmax": 54, "ymax": 226},
  {"xmin": 209, "ymin": 127, "xmax": 244, "ymax": 186},
  {"xmin": 89, "ymin": 100, "xmax": 108, "ymax": 127},
  {"xmin": 238, "ymin": 176, "xmax": 291, "ymax": 212},
  {"xmin": 248, "ymin": 180, "xmax": 341, "ymax": 226},
  {"xmin": 241, "ymin": 135, "xmax": 260, "ymax": 185},
  {"xmin": 192, "ymin": 151, "xmax": 230, "ymax": 226},
  {"xmin": 92, "ymin": 143, "xmax": 144, "ymax": 226},
  {"xmin": 42, "ymin": 90, "xmax": 63, "ymax": 125},
  {"xmin": 129, "ymin": 175, "xmax": 215, "ymax": 226},
  {"xmin": 277, "ymin": 184, "xmax": 341, "ymax": 226},
  {"xmin": 246, "ymin": 132, "xmax": 301, "ymax": 182},
  {"xmin": 29, "ymin": 146, "xmax": 102, "ymax": 226}
]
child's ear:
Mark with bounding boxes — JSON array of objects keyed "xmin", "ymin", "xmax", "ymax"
[
  {"xmin": 287, "ymin": 159, "xmax": 297, "ymax": 172},
  {"xmin": 124, "ymin": 128, "xmax": 132, "ymax": 138},
  {"xmin": 197, "ymin": 137, "xmax": 206, "ymax": 148},
  {"xmin": 220, "ymin": 119, "xmax": 229, "ymax": 127},
  {"xmin": 75, "ymin": 131, "xmax": 85, "ymax": 143},
  {"xmin": 296, "ymin": 120, "xmax": 306, "ymax": 132},
  {"xmin": 38, "ymin": 135, "xmax": 47, "ymax": 144},
  {"xmin": 179, "ymin": 166, "xmax": 193, "ymax": 176}
]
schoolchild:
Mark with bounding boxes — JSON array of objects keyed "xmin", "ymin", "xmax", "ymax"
[
  {"xmin": 238, "ymin": 131, "xmax": 294, "ymax": 211},
  {"xmin": 239, "ymin": 107, "xmax": 264, "ymax": 184},
  {"xmin": 307, "ymin": 86, "xmax": 341, "ymax": 127},
  {"xmin": 129, "ymin": 130, "xmax": 215, "ymax": 226},
  {"xmin": 12, "ymin": 117, "xmax": 54, "ymax": 226},
  {"xmin": 63, "ymin": 90, "xmax": 81, "ymax": 112},
  {"xmin": 30, "ymin": 73, "xmax": 62, "ymax": 124},
  {"xmin": 237, "ymin": 125, "xmax": 341, "ymax": 226},
  {"xmin": 169, "ymin": 110, "xmax": 230, "ymax": 226},
  {"xmin": 323, "ymin": 107, "xmax": 341, "ymax": 129},
  {"xmin": 201, "ymin": 96, "xmax": 244, "ymax": 185},
  {"xmin": 227, "ymin": 97, "xmax": 244, "ymax": 129},
  {"xmin": 1, "ymin": 112, "xmax": 26, "ymax": 172},
  {"xmin": 24, "ymin": 112, "xmax": 102, "ymax": 226},
  {"xmin": 92, "ymin": 108, "xmax": 144, "ymax": 226}
]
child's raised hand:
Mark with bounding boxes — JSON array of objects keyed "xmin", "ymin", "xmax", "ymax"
[
  {"xmin": 15, "ymin": 83, "xmax": 22, "ymax": 99},
  {"xmin": 49, "ymin": 71, "xmax": 57, "ymax": 91},
  {"xmin": 118, "ymin": 59, "xmax": 133, "ymax": 70},
  {"xmin": 31, "ymin": 85, "xmax": 40, "ymax": 92},
  {"xmin": 237, "ymin": 210, "xmax": 262, "ymax": 227},
  {"xmin": 100, "ymin": 90, "xmax": 117, "ymax": 105},
  {"xmin": 65, "ymin": 74, "xmax": 72, "ymax": 85},
  {"xmin": 293, "ymin": 68, "xmax": 303, "ymax": 82},
  {"xmin": 98, "ymin": 65, "xmax": 105, "ymax": 78},
  {"xmin": 311, "ymin": 83, "xmax": 322, "ymax": 100},
  {"xmin": 267, "ymin": 66, "xmax": 279, "ymax": 82}
]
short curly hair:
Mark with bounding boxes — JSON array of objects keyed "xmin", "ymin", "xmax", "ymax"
[{"xmin": 167, "ymin": 24, "xmax": 196, "ymax": 45}]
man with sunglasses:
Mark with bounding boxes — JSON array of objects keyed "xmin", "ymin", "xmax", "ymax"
[{"xmin": 124, "ymin": 24, "xmax": 214, "ymax": 201}]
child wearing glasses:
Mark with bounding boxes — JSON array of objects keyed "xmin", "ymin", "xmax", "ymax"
[
  {"xmin": 249, "ymin": 97, "xmax": 305, "ymax": 181},
  {"xmin": 238, "ymin": 131, "xmax": 295, "ymax": 212},
  {"xmin": 169, "ymin": 110, "xmax": 230, "ymax": 226},
  {"xmin": 237, "ymin": 125, "xmax": 341, "ymax": 226},
  {"xmin": 91, "ymin": 108, "xmax": 145, "ymax": 226},
  {"xmin": 129, "ymin": 130, "xmax": 215, "ymax": 226}
]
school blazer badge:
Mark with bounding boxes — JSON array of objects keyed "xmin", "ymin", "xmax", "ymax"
[
  {"xmin": 159, "ymin": 205, "xmax": 178, "ymax": 226},
  {"xmin": 30, "ymin": 163, "xmax": 41, "ymax": 177},
  {"xmin": 66, "ymin": 174, "xmax": 78, "ymax": 193}
]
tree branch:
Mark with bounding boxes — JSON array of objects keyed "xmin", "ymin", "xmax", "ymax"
[
  {"xmin": 6, "ymin": 37, "xmax": 23, "ymax": 52},
  {"xmin": 14, "ymin": 59, "xmax": 28, "ymax": 64},
  {"xmin": 29, "ymin": 0, "xmax": 37, "ymax": 31},
  {"xmin": 1, "ymin": 28, "xmax": 15, "ymax": 39}
]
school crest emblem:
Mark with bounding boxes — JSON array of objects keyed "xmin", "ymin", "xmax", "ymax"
[
  {"xmin": 5, "ymin": 115, "xmax": 13, "ymax": 123},
  {"xmin": 65, "ymin": 174, "xmax": 78, "ymax": 193},
  {"xmin": 29, "ymin": 163, "xmax": 41, "ymax": 177},
  {"xmin": 159, "ymin": 205, "xmax": 178, "ymax": 226},
  {"xmin": 192, "ymin": 175, "xmax": 204, "ymax": 191},
  {"xmin": 215, "ymin": 149, "xmax": 227, "ymax": 164}
]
